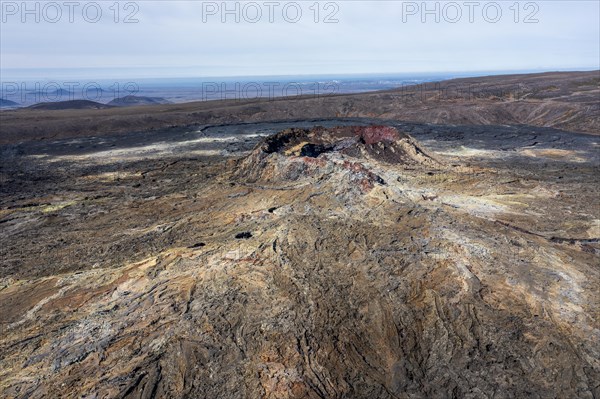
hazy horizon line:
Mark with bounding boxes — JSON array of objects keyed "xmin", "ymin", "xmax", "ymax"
[{"xmin": 1, "ymin": 66, "xmax": 598, "ymax": 83}]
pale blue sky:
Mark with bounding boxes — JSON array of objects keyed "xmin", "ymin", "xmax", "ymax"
[{"xmin": 1, "ymin": 1, "xmax": 599, "ymax": 79}]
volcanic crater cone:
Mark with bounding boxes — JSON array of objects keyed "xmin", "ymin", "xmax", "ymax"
[{"xmin": 235, "ymin": 125, "xmax": 442, "ymax": 189}]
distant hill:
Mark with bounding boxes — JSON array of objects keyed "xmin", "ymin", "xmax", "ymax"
[
  {"xmin": 27, "ymin": 100, "xmax": 113, "ymax": 110},
  {"xmin": 0, "ymin": 98, "xmax": 20, "ymax": 108},
  {"xmin": 108, "ymin": 95, "xmax": 172, "ymax": 107}
]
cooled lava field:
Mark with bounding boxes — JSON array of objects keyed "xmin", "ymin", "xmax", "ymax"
[{"xmin": 1, "ymin": 118, "xmax": 598, "ymax": 398}]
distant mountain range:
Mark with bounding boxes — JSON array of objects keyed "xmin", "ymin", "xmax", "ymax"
[
  {"xmin": 27, "ymin": 100, "xmax": 113, "ymax": 110},
  {"xmin": 0, "ymin": 98, "xmax": 20, "ymax": 108},
  {"xmin": 27, "ymin": 88, "xmax": 75, "ymax": 97},
  {"xmin": 108, "ymin": 95, "xmax": 171, "ymax": 107},
  {"xmin": 20, "ymin": 95, "xmax": 172, "ymax": 111}
]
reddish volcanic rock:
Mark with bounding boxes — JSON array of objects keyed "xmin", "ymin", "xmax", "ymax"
[{"xmin": 352, "ymin": 125, "xmax": 401, "ymax": 145}]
